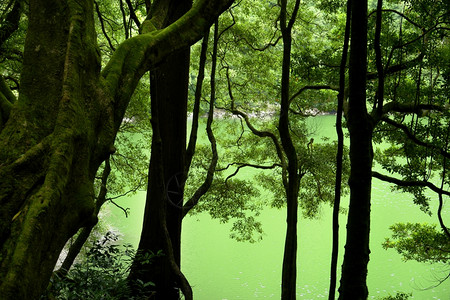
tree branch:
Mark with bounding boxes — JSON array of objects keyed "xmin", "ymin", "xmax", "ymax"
[
  {"xmin": 125, "ymin": 0, "xmax": 142, "ymax": 28},
  {"xmin": 94, "ymin": 1, "xmax": 116, "ymax": 51},
  {"xmin": 372, "ymin": 171, "xmax": 450, "ymax": 197},
  {"xmin": 367, "ymin": 53, "xmax": 424, "ymax": 80},
  {"xmin": 381, "ymin": 102, "xmax": 443, "ymax": 115},
  {"xmin": 224, "ymin": 163, "xmax": 280, "ymax": 184},
  {"xmin": 101, "ymin": 0, "xmax": 235, "ymax": 134},
  {"xmin": 223, "ymin": 66, "xmax": 287, "ymax": 189},
  {"xmin": 182, "ymin": 21, "xmax": 219, "ymax": 217},
  {"xmin": 289, "ymin": 85, "xmax": 339, "ymax": 104},
  {"xmin": 381, "ymin": 117, "xmax": 450, "ymax": 159},
  {"xmin": 185, "ymin": 30, "xmax": 209, "ymax": 173}
]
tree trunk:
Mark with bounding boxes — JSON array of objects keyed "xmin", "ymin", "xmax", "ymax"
[
  {"xmin": 329, "ymin": 1, "xmax": 351, "ymax": 299},
  {"xmin": 0, "ymin": 1, "xmax": 106, "ymax": 298},
  {"xmin": 338, "ymin": 1, "xmax": 373, "ymax": 299},
  {"xmin": 128, "ymin": 1, "xmax": 192, "ymax": 298},
  {"xmin": 279, "ymin": 1, "xmax": 301, "ymax": 299}
]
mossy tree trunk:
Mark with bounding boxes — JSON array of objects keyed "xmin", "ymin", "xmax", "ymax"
[{"xmin": 0, "ymin": 0, "xmax": 234, "ymax": 298}]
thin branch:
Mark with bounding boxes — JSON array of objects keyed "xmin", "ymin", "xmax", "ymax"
[
  {"xmin": 367, "ymin": 53, "xmax": 424, "ymax": 80},
  {"xmin": 119, "ymin": 0, "xmax": 130, "ymax": 39},
  {"xmin": 125, "ymin": 0, "xmax": 141, "ymax": 28},
  {"xmin": 94, "ymin": 0, "xmax": 116, "ymax": 51},
  {"xmin": 224, "ymin": 66, "xmax": 287, "ymax": 189},
  {"xmin": 329, "ymin": 1, "xmax": 351, "ymax": 298},
  {"xmin": 286, "ymin": 0, "xmax": 301, "ymax": 32},
  {"xmin": 225, "ymin": 163, "xmax": 280, "ymax": 184},
  {"xmin": 217, "ymin": 8, "xmax": 235, "ymax": 40},
  {"xmin": 374, "ymin": 0, "xmax": 384, "ymax": 116},
  {"xmin": 372, "ymin": 171, "xmax": 450, "ymax": 197},
  {"xmin": 108, "ymin": 199, "xmax": 130, "ymax": 217},
  {"xmin": 182, "ymin": 20, "xmax": 219, "ymax": 217},
  {"xmin": 234, "ymin": 29, "xmax": 282, "ymax": 51},
  {"xmin": 185, "ymin": 29, "xmax": 210, "ymax": 173},
  {"xmin": 289, "ymin": 85, "xmax": 339, "ymax": 104},
  {"xmin": 381, "ymin": 117, "xmax": 450, "ymax": 159},
  {"xmin": 438, "ymin": 130, "xmax": 450, "ymax": 239},
  {"xmin": 368, "ymin": 9, "xmax": 423, "ymax": 29}
]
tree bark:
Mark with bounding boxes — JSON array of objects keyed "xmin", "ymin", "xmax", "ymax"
[
  {"xmin": 338, "ymin": 1, "xmax": 373, "ymax": 299},
  {"xmin": 128, "ymin": 1, "xmax": 192, "ymax": 298}
]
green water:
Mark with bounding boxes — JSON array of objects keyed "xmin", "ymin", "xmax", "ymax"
[{"xmin": 107, "ymin": 115, "xmax": 449, "ymax": 299}]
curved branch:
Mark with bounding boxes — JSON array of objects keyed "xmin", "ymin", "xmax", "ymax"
[
  {"xmin": 381, "ymin": 117, "xmax": 450, "ymax": 159},
  {"xmin": 94, "ymin": 0, "xmax": 116, "ymax": 51},
  {"xmin": 368, "ymin": 9, "xmax": 423, "ymax": 29},
  {"xmin": 224, "ymin": 66, "xmax": 287, "ymax": 189},
  {"xmin": 101, "ymin": 0, "xmax": 235, "ymax": 134},
  {"xmin": 372, "ymin": 171, "xmax": 450, "ymax": 197},
  {"xmin": 289, "ymin": 85, "xmax": 339, "ymax": 104},
  {"xmin": 367, "ymin": 53, "xmax": 424, "ymax": 80},
  {"xmin": 185, "ymin": 30, "xmax": 209, "ymax": 172},
  {"xmin": 225, "ymin": 163, "xmax": 281, "ymax": 184},
  {"xmin": 125, "ymin": 0, "xmax": 142, "ymax": 28},
  {"xmin": 183, "ymin": 21, "xmax": 219, "ymax": 218}
]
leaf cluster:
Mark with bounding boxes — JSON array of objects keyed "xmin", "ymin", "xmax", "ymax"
[
  {"xmin": 42, "ymin": 231, "xmax": 160, "ymax": 300},
  {"xmin": 383, "ymin": 222, "xmax": 450, "ymax": 264}
]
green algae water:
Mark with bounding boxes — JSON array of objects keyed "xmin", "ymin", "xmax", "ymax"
[{"xmin": 107, "ymin": 115, "xmax": 449, "ymax": 299}]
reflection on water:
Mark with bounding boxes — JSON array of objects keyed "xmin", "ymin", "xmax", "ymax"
[{"xmin": 107, "ymin": 115, "xmax": 449, "ymax": 299}]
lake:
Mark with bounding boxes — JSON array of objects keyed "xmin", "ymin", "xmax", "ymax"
[{"xmin": 107, "ymin": 115, "xmax": 449, "ymax": 299}]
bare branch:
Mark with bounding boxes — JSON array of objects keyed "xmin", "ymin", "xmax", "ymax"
[
  {"xmin": 367, "ymin": 53, "xmax": 424, "ymax": 80},
  {"xmin": 223, "ymin": 66, "xmax": 287, "ymax": 188}
]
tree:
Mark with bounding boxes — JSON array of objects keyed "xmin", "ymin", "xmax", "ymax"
[
  {"xmin": 338, "ymin": 1, "xmax": 372, "ymax": 298},
  {"xmin": 127, "ymin": 1, "xmax": 193, "ymax": 299},
  {"xmin": 0, "ymin": 0, "xmax": 234, "ymax": 298},
  {"xmin": 196, "ymin": 1, "xmax": 349, "ymax": 298},
  {"xmin": 339, "ymin": 0, "xmax": 449, "ymax": 297}
]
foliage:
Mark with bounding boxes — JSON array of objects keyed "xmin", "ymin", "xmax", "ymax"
[
  {"xmin": 383, "ymin": 222, "xmax": 450, "ymax": 264},
  {"xmin": 42, "ymin": 232, "xmax": 161, "ymax": 300},
  {"xmin": 378, "ymin": 292, "xmax": 412, "ymax": 300},
  {"xmin": 185, "ymin": 140, "xmax": 264, "ymax": 243}
]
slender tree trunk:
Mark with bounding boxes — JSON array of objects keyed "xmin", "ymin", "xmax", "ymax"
[
  {"xmin": 338, "ymin": 1, "xmax": 373, "ymax": 299},
  {"xmin": 279, "ymin": 1, "xmax": 301, "ymax": 299},
  {"xmin": 329, "ymin": 1, "xmax": 351, "ymax": 299}
]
